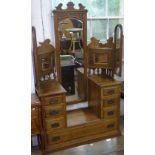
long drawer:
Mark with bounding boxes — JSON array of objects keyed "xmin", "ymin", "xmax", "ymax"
[{"xmin": 46, "ymin": 119, "xmax": 118, "ymax": 145}]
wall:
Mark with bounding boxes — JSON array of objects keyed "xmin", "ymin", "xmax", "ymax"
[{"xmin": 31, "ymin": 0, "xmax": 55, "ymax": 93}]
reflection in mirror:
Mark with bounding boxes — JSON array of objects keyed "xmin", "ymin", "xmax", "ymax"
[
  {"xmin": 59, "ymin": 18, "xmax": 83, "ymax": 58},
  {"xmin": 41, "ymin": 58, "xmax": 50, "ymax": 70},
  {"xmin": 58, "ymin": 18, "xmax": 84, "ymax": 103}
]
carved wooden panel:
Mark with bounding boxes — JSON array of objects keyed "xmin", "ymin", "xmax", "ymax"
[{"xmin": 87, "ymin": 37, "xmax": 114, "ymax": 78}]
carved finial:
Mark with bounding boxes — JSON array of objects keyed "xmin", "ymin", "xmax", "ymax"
[
  {"xmin": 88, "ymin": 37, "xmax": 100, "ymax": 48},
  {"xmin": 56, "ymin": 3, "xmax": 63, "ymax": 10},
  {"xmin": 39, "ymin": 39, "xmax": 50, "ymax": 46},
  {"xmin": 67, "ymin": 2, "xmax": 75, "ymax": 10},
  {"xmin": 106, "ymin": 37, "xmax": 114, "ymax": 47},
  {"xmin": 38, "ymin": 39, "xmax": 55, "ymax": 53},
  {"xmin": 79, "ymin": 3, "xmax": 85, "ymax": 10}
]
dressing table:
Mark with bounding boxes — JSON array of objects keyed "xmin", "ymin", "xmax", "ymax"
[{"xmin": 32, "ymin": 2, "xmax": 123, "ymax": 155}]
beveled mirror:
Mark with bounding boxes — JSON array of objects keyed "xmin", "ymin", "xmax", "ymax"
[{"xmin": 53, "ymin": 2, "xmax": 87, "ymax": 103}]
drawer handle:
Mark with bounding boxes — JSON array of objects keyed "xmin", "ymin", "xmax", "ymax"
[
  {"xmin": 107, "ymin": 99, "xmax": 114, "ymax": 105},
  {"xmin": 51, "ymin": 122, "xmax": 60, "ymax": 128},
  {"xmin": 107, "ymin": 124, "xmax": 114, "ymax": 128},
  {"xmin": 49, "ymin": 98, "xmax": 58, "ymax": 104},
  {"xmin": 107, "ymin": 111, "xmax": 114, "ymax": 116},
  {"xmin": 32, "ymin": 108, "xmax": 36, "ymax": 111},
  {"xmin": 107, "ymin": 89, "xmax": 115, "ymax": 95},
  {"xmin": 52, "ymin": 136, "xmax": 60, "ymax": 142},
  {"xmin": 49, "ymin": 110, "xmax": 59, "ymax": 116}
]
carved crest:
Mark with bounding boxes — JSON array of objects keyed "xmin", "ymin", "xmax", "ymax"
[
  {"xmin": 88, "ymin": 37, "xmax": 100, "ymax": 48},
  {"xmin": 55, "ymin": 2, "xmax": 87, "ymax": 11},
  {"xmin": 37, "ymin": 39, "xmax": 55, "ymax": 54},
  {"xmin": 88, "ymin": 37, "xmax": 114, "ymax": 48}
]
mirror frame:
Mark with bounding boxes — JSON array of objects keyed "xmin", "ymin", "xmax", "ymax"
[
  {"xmin": 53, "ymin": 2, "xmax": 87, "ymax": 82},
  {"xmin": 114, "ymin": 24, "xmax": 123, "ymax": 77}
]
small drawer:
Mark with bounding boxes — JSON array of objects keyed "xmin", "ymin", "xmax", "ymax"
[
  {"xmin": 105, "ymin": 119, "xmax": 117, "ymax": 131},
  {"xmin": 103, "ymin": 96, "xmax": 120, "ymax": 107},
  {"xmin": 103, "ymin": 106, "xmax": 117, "ymax": 119},
  {"xmin": 102, "ymin": 85, "xmax": 120, "ymax": 96},
  {"xmin": 43, "ymin": 105, "xmax": 64, "ymax": 118},
  {"xmin": 44, "ymin": 95, "xmax": 64, "ymax": 105},
  {"xmin": 45, "ymin": 117, "xmax": 66, "ymax": 131}
]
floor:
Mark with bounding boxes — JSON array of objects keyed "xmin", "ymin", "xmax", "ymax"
[{"xmin": 32, "ymin": 116, "xmax": 124, "ymax": 155}]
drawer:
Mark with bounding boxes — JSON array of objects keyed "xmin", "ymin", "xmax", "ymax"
[
  {"xmin": 104, "ymin": 119, "xmax": 118, "ymax": 131},
  {"xmin": 44, "ymin": 95, "xmax": 64, "ymax": 105},
  {"xmin": 45, "ymin": 117, "xmax": 66, "ymax": 131},
  {"xmin": 43, "ymin": 104, "xmax": 65, "ymax": 118},
  {"xmin": 102, "ymin": 85, "xmax": 120, "ymax": 97},
  {"xmin": 103, "ymin": 106, "xmax": 117, "ymax": 119},
  {"xmin": 102, "ymin": 96, "xmax": 120, "ymax": 107},
  {"xmin": 47, "ymin": 132, "xmax": 68, "ymax": 145}
]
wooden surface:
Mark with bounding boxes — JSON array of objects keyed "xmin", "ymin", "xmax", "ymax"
[
  {"xmin": 67, "ymin": 108, "xmax": 99, "ymax": 127},
  {"xmin": 36, "ymin": 81, "xmax": 66, "ymax": 97}
]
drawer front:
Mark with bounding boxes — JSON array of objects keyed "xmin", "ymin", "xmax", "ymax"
[
  {"xmin": 105, "ymin": 119, "xmax": 118, "ymax": 131},
  {"xmin": 44, "ymin": 105, "xmax": 64, "ymax": 118},
  {"xmin": 102, "ymin": 85, "xmax": 120, "ymax": 97},
  {"xmin": 45, "ymin": 117, "xmax": 65, "ymax": 131},
  {"xmin": 44, "ymin": 95, "xmax": 64, "ymax": 105},
  {"xmin": 47, "ymin": 132, "xmax": 68, "ymax": 145},
  {"xmin": 103, "ymin": 106, "xmax": 117, "ymax": 119},
  {"xmin": 103, "ymin": 96, "xmax": 120, "ymax": 107}
]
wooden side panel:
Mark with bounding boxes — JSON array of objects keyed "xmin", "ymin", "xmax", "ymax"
[{"xmin": 88, "ymin": 78, "xmax": 101, "ymax": 118}]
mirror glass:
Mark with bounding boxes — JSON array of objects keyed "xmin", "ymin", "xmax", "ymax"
[{"xmin": 58, "ymin": 18, "xmax": 84, "ymax": 103}]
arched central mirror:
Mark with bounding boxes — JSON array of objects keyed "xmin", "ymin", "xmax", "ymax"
[{"xmin": 53, "ymin": 2, "xmax": 87, "ymax": 104}]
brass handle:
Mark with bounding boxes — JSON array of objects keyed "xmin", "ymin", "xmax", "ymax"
[
  {"xmin": 49, "ymin": 98, "xmax": 58, "ymax": 104},
  {"xmin": 51, "ymin": 122, "xmax": 60, "ymax": 128},
  {"xmin": 52, "ymin": 136, "xmax": 60, "ymax": 142},
  {"xmin": 49, "ymin": 110, "xmax": 59, "ymax": 116},
  {"xmin": 107, "ymin": 124, "xmax": 114, "ymax": 128},
  {"xmin": 107, "ymin": 111, "xmax": 114, "ymax": 116},
  {"xmin": 107, "ymin": 89, "xmax": 115, "ymax": 95},
  {"xmin": 32, "ymin": 108, "xmax": 36, "ymax": 111},
  {"xmin": 107, "ymin": 99, "xmax": 114, "ymax": 105}
]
